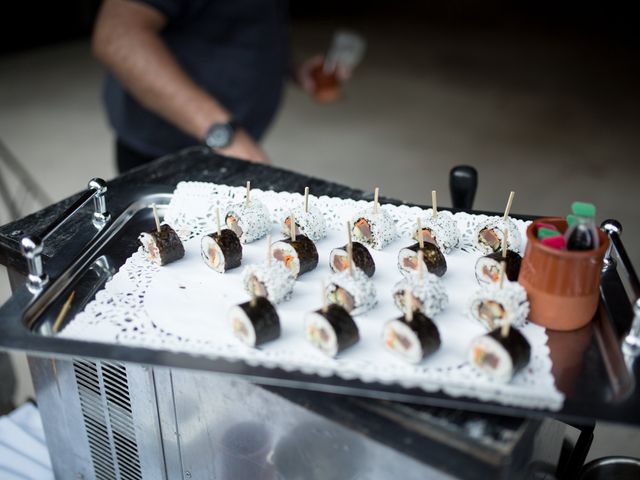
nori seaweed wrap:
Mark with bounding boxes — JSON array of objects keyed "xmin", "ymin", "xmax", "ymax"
[
  {"xmin": 271, "ymin": 235, "xmax": 319, "ymax": 278},
  {"xmin": 474, "ymin": 250, "xmax": 522, "ymax": 286},
  {"xmin": 383, "ymin": 311, "xmax": 441, "ymax": 364},
  {"xmin": 305, "ymin": 304, "xmax": 360, "ymax": 357},
  {"xmin": 329, "ymin": 241, "xmax": 375, "ymax": 277},
  {"xmin": 398, "ymin": 242, "xmax": 447, "ymax": 277},
  {"xmin": 138, "ymin": 224, "xmax": 185, "ymax": 266},
  {"xmin": 469, "ymin": 327, "xmax": 531, "ymax": 382},
  {"xmin": 229, "ymin": 296, "xmax": 281, "ymax": 347},
  {"xmin": 201, "ymin": 229, "xmax": 242, "ymax": 273}
]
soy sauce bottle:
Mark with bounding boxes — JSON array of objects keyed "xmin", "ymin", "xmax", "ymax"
[{"xmin": 565, "ymin": 202, "xmax": 599, "ymax": 251}]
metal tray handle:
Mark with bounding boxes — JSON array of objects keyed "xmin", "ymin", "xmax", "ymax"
[{"xmin": 20, "ymin": 178, "xmax": 110, "ymax": 293}]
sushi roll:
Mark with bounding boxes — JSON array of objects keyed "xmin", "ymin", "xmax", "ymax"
[
  {"xmin": 474, "ymin": 217, "xmax": 522, "ymax": 254},
  {"xmin": 398, "ymin": 242, "xmax": 447, "ymax": 278},
  {"xmin": 201, "ymin": 229, "xmax": 242, "ymax": 273},
  {"xmin": 329, "ymin": 242, "xmax": 375, "ymax": 277},
  {"xmin": 325, "ymin": 268, "xmax": 377, "ymax": 316},
  {"xmin": 225, "ymin": 199, "xmax": 271, "ymax": 244},
  {"xmin": 383, "ymin": 311, "xmax": 441, "ymax": 364},
  {"xmin": 474, "ymin": 250, "xmax": 522, "ymax": 286},
  {"xmin": 468, "ymin": 282, "xmax": 529, "ymax": 331},
  {"xmin": 350, "ymin": 207, "xmax": 396, "ymax": 250},
  {"xmin": 229, "ymin": 296, "xmax": 280, "ymax": 347},
  {"xmin": 271, "ymin": 235, "xmax": 319, "ymax": 278},
  {"xmin": 469, "ymin": 327, "xmax": 531, "ymax": 383},
  {"xmin": 242, "ymin": 262, "xmax": 295, "ymax": 304},
  {"xmin": 281, "ymin": 206, "xmax": 327, "ymax": 242},
  {"xmin": 305, "ymin": 304, "xmax": 359, "ymax": 357},
  {"xmin": 138, "ymin": 224, "xmax": 185, "ymax": 266},
  {"xmin": 414, "ymin": 210, "xmax": 460, "ymax": 254},
  {"xmin": 392, "ymin": 273, "xmax": 448, "ymax": 318}
]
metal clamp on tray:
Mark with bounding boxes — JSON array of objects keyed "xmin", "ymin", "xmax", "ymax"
[{"xmin": 19, "ymin": 178, "xmax": 110, "ymax": 293}]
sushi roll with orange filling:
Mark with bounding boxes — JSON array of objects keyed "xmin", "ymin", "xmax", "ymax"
[
  {"xmin": 242, "ymin": 262, "xmax": 295, "ymax": 305},
  {"xmin": 350, "ymin": 207, "xmax": 396, "ymax": 250},
  {"xmin": 398, "ymin": 242, "xmax": 447, "ymax": 278},
  {"xmin": 468, "ymin": 282, "xmax": 529, "ymax": 331},
  {"xmin": 305, "ymin": 304, "xmax": 359, "ymax": 357},
  {"xmin": 281, "ymin": 206, "xmax": 327, "ymax": 242},
  {"xmin": 229, "ymin": 297, "xmax": 280, "ymax": 347},
  {"xmin": 138, "ymin": 224, "xmax": 185, "ymax": 266},
  {"xmin": 392, "ymin": 273, "xmax": 448, "ymax": 318},
  {"xmin": 201, "ymin": 229, "xmax": 242, "ymax": 273},
  {"xmin": 271, "ymin": 235, "xmax": 319, "ymax": 278},
  {"xmin": 324, "ymin": 268, "xmax": 377, "ymax": 316},
  {"xmin": 475, "ymin": 250, "xmax": 521, "ymax": 286},
  {"xmin": 413, "ymin": 210, "xmax": 460, "ymax": 254},
  {"xmin": 469, "ymin": 327, "xmax": 531, "ymax": 382},
  {"xmin": 474, "ymin": 217, "xmax": 522, "ymax": 254},
  {"xmin": 383, "ymin": 311, "xmax": 441, "ymax": 364},
  {"xmin": 225, "ymin": 199, "xmax": 271, "ymax": 244},
  {"xmin": 329, "ymin": 242, "xmax": 375, "ymax": 277}
]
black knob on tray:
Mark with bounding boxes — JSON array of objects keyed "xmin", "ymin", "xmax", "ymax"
[{"xmin": 449, "ymin": 165, "xmax": 478, "ymax": 210}]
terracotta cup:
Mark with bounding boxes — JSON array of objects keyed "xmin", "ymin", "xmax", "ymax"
[{"xmin": 519, "ymin": 217, "xmax": 609, "ymax": 331}]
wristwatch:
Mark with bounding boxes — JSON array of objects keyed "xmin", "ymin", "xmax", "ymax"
[{"xmin": 204, "ymin": 119, "xmax": 238, "ymax": 149}]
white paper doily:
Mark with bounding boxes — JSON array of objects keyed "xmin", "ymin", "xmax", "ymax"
[{"xmin": 62, "ymin": 182, "xmax": 564, "ymax": 411}]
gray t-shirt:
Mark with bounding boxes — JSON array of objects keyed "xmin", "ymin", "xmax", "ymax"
[{"xmin": 104, "ymin": 0, "xmax": 290, "ymax": 156}]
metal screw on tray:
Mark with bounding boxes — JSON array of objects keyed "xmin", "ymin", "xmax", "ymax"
[
  {"xmin": 20, "ymin": 235, "xmax": 48, "ymax": 292},
  {"xmin": 601, "ymin": 219, "xmax": 622, "ymax": 271},
  {"xmin": 88, "ymin": 177, "xmax": 110, "ymax": 227}
]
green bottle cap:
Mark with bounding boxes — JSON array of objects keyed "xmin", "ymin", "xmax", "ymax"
[
  {"xmin": 567, "ymin": 214, "xmax": 577, "ymax": 227},
  {"xmin": 538, "ymin": 227, "xmax": 562, "ymax": 239},
  {"xmin": 571, "ymin": 202, "xmax": 596, "ymax": 218}
]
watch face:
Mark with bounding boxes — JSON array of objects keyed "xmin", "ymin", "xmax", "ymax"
[{"xmin": 206, "ymin": 123, "xmax": 233, "ymax": 149}]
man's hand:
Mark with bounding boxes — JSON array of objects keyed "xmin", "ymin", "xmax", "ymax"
[
  {"xmin": 218, "ymin": 129, "xmax": 270, "ymax": 164},
  {"xmin": 295, "ymin": 55, "xmax": 352, "ymax": 97}
]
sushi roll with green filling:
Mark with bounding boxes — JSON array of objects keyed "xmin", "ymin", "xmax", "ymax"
[
  {"xmin": 469, "ymin": 327, "xmax": 531, "ymax": 383},
  {"xmin": 305, "ymin": 304, "xmax": 359, "ymax": 357},
  {"xmin": 350, "ymin": 207, "xmax": 396, "ymax": 250},
  {"xmin": 413, "ymin": 210, "xmax": 460, "ymax": 254},
  {"xmin": 468, "ymin": 282, "xmax": 529, "ymax": 331},
  {"xmin": 281, "ymin": 206, "xmax": 327, "ymax": 242},
  {"xmin": 225, "ymin": 199, "xmax": 271, "ymax": 244},
  {"xmin": 229, "ymin": 296, "xmax": 280, "ymax": 347},
  {"xmin": 383, "ymin": 311, "xmax": 441, "ymax": 364},
  {"xmin": 329, "ymin": 242, "xmax": 375, "ymax": 277},
  {"xmin": 392, "ymin": 273, "xmax": 448, "ymax": 318},
  {"xmin": 242, "ymin": 262, "xmax": 295, "ymax": 305},
  {"xmin": 271, "ymin": 235, "xmax": 319, "ymax": 278},
  {"xmin": 398, "ymin": 242, "xmax": 447, "ymax": 278},
  {"xmin": 138, "ymin": 224, "xmax": 185, "ymax": 266},
  {"xmin": 325, "ymin": 268, "xmax": 377, "ymax": 316},
  {"xmin": 475, "ymin": 250, "xmax": 522, "ymax": 286},
  {"xmin": 201, "ymin": 229, "xmax": 242, "ymax": 273},
  {"xmin": 474, "ymin": 217, "xmax": 522, "ymax": 254}
]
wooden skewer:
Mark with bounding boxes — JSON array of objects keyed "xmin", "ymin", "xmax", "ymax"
[
  {"xmin": 250, "ymin": 289, "xmax": 257, "ymax": 307},
  {"xmin": 501, "ymin": 228, "xmax": 508, "ymax": 259},
  {"xmin": 216, "ymin": 208, "xmax": 221, "ymax": 236},
  {"xmin": 432, "ymin": 190, "xmax": 438, "ymax": 219},
  {"xmin": 289, "ymin": 212, "xmax": 296, "ymax": 242},
  {"xmin": 404, "ymin": 287, "xmax": 414, "ymax": 322},
  {"xmin": 499, "ymin": 260, "xmax": 507, "ymax": 289},
  {"xmin": 53, "ymin": 290, "xmax": 75, "ymax": 333},
  {"xmin": 503, "ymin": 191, "xmax": 515, "ymax": 222},
  {"xmin": 373, "ymin": 187, "xmax": 379, "ymax": 214},
  {"xmin": 321, "ymin": 281, "xmax": 328, "ymax": 313},
  {"xmin": 304, "ymin": 186, "xmax": 309, "ymax": 214},
  {"xmin": 266, "ymin": 234, "xmax": 272, "ymax": 267},
  {"xmin": 417, "ymin": 218, "xmax": 424, "ymax": 249},
  {"xmin": 500, "ymin": 270, "xmax": 511, "ymax": 337},
  {"xmin": 417, "ymin": 249, "xmax": 425, "ymax": 280},
  {"xmin": 245, "ymin": 181, "xmax": 251, "ymax": 208},
  {"xmin": 152, "ymin": 204, "xmax": 161, "ymax": 233},
  {"xmin": 347, "ymin": 221, "xmax": 354, "ymax": 277}
]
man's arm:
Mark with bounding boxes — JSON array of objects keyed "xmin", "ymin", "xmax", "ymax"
[{"xmin": 92, "ymin": 0, "xmax": 268, "ymax": 162}]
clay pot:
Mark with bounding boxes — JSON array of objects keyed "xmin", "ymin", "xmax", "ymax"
[
  {"xmin": 310, "ymin": 64, "xmax": 341, "ymax": 103},
  {"xmin": 519, "ymin": 217, "xmax": 609, "ymax": 331}
]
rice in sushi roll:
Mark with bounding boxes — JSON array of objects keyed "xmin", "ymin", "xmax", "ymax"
[
  {"xmin": 383, "ymin": 311, "xmax": 441, "ymax": 364},
  {"xmin": 271, "ymin": 235, "xmax": 319, "ymax": 278},
  {"xmin": 325, "ymin": 268, "xmax": 377, "ymax": 316},
  {"xmin": 138, "ymin": 224, "xmax": 185, "ymax": 266},
  {"xmin": 414, "ymin": 210, "xmax": 460, "ymax": 253},
  {"xmin": 242, "ymin": 262, "xmax": 295, "ymax": 305},
  {"xmin": 398, "ymin": 242, "xmax": 447, "ymax": 278},
  {"xmin": 229, "ymin": 296, "xmax": 280, "ymax": 347},
  {"xmin": 474, "ymin": 250, "xmax": 522, "ymax": 286},
  {"xmin": 469, "ymin": 327, "xmax": 531, "ymax": 382},
  {"xmin": 329, "ymin": 242, "xmax": 375, "ymax": 277},
  {"xmin": 351, "ymin": 207, "xmax": 396, "ymax": 250},
  {"xmin": 468, "ymin": 282, "xmax": 529, "ymax": 331},
  {"xmin": 201, "ymin": 229, "xmax": 242, "ymax": 273},
  {"xmin": 281, "ymin": 206, "xmax": 327, "ymax": 242},
  {"xmin": 225, "ymin": 199, "xmax": 271, "ymax": 244},
  {"xmin": 392, "ymin": 273, "xmax": 448, "ymax": 318},
  {"xmin": 474, "ymin": 217, "xmax": 522, "ymax": 254},
  {"xmin": 305, "ymin": 304, "xmax": 359, "ymax": 357}
]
